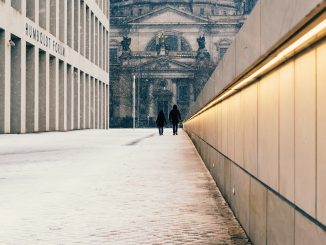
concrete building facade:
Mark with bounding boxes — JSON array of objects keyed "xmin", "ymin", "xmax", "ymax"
[
  {"xmin": 0, "ymin": 0, "xmax": 109, "ymax": 134},
  {"xmin": 184, "ymin": 0, "xmax": 326, "ymax": 244},
  {"xmin": 109, "ymin": 0, "xmax": 257, "ymax": 127}
]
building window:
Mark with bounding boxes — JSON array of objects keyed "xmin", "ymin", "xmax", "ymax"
[
  {"xmin": 165, "ymin": 35, "xmax": 178, "ymax": 51},
  {"xmin": 110, "ymin": 48, "xmax": 118, "ymax": 64},
  {"xmin": 219, "ymin": 47, "xmax": 228, "ymax": 60},
  {"xmin": 178, "ymin": 85, "xmax": 188, "ymax": 101},
  {"xmin": 138, "ymin": 9, "xmax": 142, "ymax": 15},
  {"xmin": 200, "ymin": 8, "xmax": 204, "ymax": 15},
  {"xmin": 211, "ymin": 9, "xmax": 214, "ymax": 15},
  {"xmin": 160, "ymin": 80, "xmax": 167, "ymax": 89},
  {"xmin": 146, "ymin": 35, "xmax": 192, "ymax": 52}
]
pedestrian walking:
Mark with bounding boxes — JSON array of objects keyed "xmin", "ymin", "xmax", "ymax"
[
  {"xmin": 156, "ymin": 110, "xmax": 167, "ymax": 135},
  {"xmin": 169, "ymin": 104, "xmax": 181, "ymax": 135}
]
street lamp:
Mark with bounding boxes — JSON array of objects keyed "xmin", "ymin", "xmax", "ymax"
[{"xmin": 132, "ymin": 74, "xmax": 136, "ymax": 129}]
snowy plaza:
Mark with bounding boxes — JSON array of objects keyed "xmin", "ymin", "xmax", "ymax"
[{"xmin": 0, "ymin": 129, "xmax": 249, "ymax": 244}]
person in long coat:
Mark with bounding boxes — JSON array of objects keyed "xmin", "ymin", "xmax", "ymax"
[
  {"xmin": 156, "ymin": 110, "xmax": 167, "ymax": 135},
  {"xmin": 169, "ymin": 104, "xmax": 181, "ymax": 135}
]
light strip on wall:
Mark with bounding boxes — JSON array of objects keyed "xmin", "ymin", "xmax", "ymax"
[{"xmin": 187, "ymin": 18, "xmax": 326, "ymax": 121}]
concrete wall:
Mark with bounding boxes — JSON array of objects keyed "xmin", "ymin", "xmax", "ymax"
[
  {"xmin": 0, "ymin": 0, "xmax": 109, "ymax": 133},
  {"xmin": 184, "ymin": 0, "xmax": 326, "ymax": 244}
]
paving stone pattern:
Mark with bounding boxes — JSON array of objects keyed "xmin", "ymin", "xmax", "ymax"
[{"xmin": 0, "ymin": 129, "xmax": 251, "ymax": 245}]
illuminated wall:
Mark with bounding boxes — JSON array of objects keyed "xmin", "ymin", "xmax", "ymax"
[{"xmin": 184, "ymin": 1, "xmax": 326, "ymax": 244}]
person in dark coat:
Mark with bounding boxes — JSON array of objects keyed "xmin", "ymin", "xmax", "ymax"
[
  {"xmin": 169, "ymin": 104, "xmax": 181, "ymax": 135},
  {"xmin": 156, "ymin": 110, "xmax": 167, "ymax": 135}
]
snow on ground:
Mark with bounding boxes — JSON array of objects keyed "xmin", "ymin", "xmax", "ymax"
[{"xmin": 0, "ymin": 129, "xmax": 249, "ymax": 244}]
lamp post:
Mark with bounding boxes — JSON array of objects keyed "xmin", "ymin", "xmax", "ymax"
[{"xmin": 133, "ymin": 74, "xmax": 136, "ymax": 129}]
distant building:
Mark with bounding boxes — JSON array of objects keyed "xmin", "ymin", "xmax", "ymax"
[
  {"xmin": 109, "ymin": 0, "xmax": 257, "ymax": 127},
  {"xmin": 0, "ymin": 0, "xmax": 109, "ymax": 134}
]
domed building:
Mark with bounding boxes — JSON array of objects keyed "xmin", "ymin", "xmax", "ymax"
[{"xmin": 109, "ymin": 0, "xmax": 257, "ymax": 127}]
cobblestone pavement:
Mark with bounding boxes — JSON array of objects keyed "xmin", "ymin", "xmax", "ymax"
[{"xmin": 0, "ymin": 129, "xmax": 251, "ymax": 245}]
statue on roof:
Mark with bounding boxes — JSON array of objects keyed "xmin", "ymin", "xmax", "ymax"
[
  {"xmin": 120, "ymin": 36, "xmax": 132, "ymax": 65},
  {"xmin": 156, "ymin": 32, "xmax": 168, "ymax": 56},
  {"xmin": 121, "ymin": 36, "xmax": 131, "ymax": 52},
  {"xmin": 197, "ymin": 35, "xmax": 206, "ymax": 50}
]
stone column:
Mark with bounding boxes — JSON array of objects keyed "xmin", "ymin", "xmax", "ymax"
[
  {"xmin": 148, "ymin": 82, "xmax": 155, "ymax": 118},
  {"xmin": 2, "ymin": 31, "xmax": 11, "ymax": 133},
  {"xmin": 172, "ymin": 81, "xmax": 177, "ymax": 106},
  {"xmin": 189, "ymin": 82, "xmax": 195, "ymax": 104}
]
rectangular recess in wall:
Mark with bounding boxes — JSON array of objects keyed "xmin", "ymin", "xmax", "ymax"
[
  {"xmin": 50, "ymin": 0, "xmax": 57, "ymax": 36},
  {"xmin": 91, "ymin": 12, "xmax": 94, "ymax": 62},
  {"xmin": 90, "ymin": 77, "xmax": 94, "ymax": 128},
  {"xmin": 95, "ymin": 18, "xmax": 99, "ymax": 66},
  {"xmin": 86, "ymin": 6, "xmax": 90, "ymax": 59},
  {"xmin": 59, "ymin": 0, "xmax": 65, "ymax": 42},
  {"xmin": 39, "ymin": 0, "xmax": 47, "ymax": 30},
  {"xmin": 73, "ymin": 68, "xmax": 78, "ymax": 129},
  {"xmin": 106, "ymin": 84, "xmax": 109, "ymax": 128},
  {"xmin": 11, "ymin": 0, "xmax": 22, "ymax": 13},
  {"xmin": 73, "ymin": 0, "xmax": 79, "ymax": 52},
  {"xmin": 49, "ymin": 55, "xmax": 56, "ymax": 131},
  {"xmin": 26, "ymin": 42, "xmax": 35, "ymax": 133},
  {"xmin": 85, "ymin": 74, "xmax": 90, "ymax": 128},
  {"xmin": 99, "ymin": 23, "xmax": 102, "ymax": 69},
  {"xmin": 67, "ymin": 0, "xmax": 72, "ymax": 47},
  {"xmin": 66, "ymin": 64, "xmax": 72, "ymax": 130},
  {"xmin": 38, "ymin": 50, "xmax": 46, "ymax": 132},
  {"xmin": 99, "ymin": 81, "xmax": 102, "ymax": 128},
  {"xmin": 80, "ymin": 0, "xmax": 85, "ymax": 56},
  {"xmin": 0, "ymin": 29, "xmax": 5, "ymax": 133},
  {"xmin": 95, "ymin": 79, "xmax": 98, "ymax": 128},
  {"xmin": 10, "ymin": 35, "xmax": 21, "ymax": 134},
  {"xmin": 59, "ymin": 60, "xmax": 65, "ymax": 130},
  {"xmin": 106, "ymin": 30, "xmax": 109, "ymax": 72},
  {"xmin": 26, "ymin": 0, "xmax": 36, "ymax": 22},
  {"xmin": 80, "ymin": 71, "xmax": 84, "ymax": 128}
]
